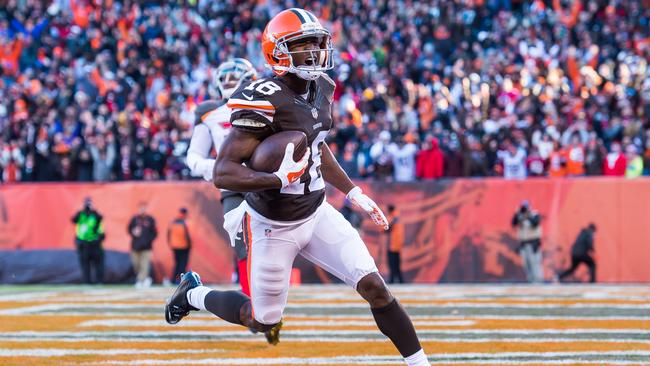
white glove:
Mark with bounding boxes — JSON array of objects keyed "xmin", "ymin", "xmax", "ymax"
[
  {"xmin": 346, "ymin": 186, "xmax": 389, "ymax": 230},
  {"xmin": 273, "ymin": 143, "xmax": 310, "ymax": 188}
]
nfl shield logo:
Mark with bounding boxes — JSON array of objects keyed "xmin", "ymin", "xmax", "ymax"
[
  {"xmin": 311, "ymin": 107, "xmax": 318, "ymax": 119},
  {"xmin": 264, "ymin": 228, "xmax": 272, "ymax": 237}
]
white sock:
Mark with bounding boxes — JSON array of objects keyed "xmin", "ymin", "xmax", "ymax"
[
  {"xmin": 186, "ymin": 285, "xmax": 212, "ymax": 311},
  {"xmin": 404, "ymin": 349, "xmax": 429, "ymax": 366}
]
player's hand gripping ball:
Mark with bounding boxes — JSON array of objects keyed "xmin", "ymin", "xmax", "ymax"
[{"xmin": 248, "ymin": 131, "xmax": 310, "ymax": 188}]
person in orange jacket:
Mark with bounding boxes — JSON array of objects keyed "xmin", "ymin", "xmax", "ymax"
[
  {"xmin": 167, "ymin": 207, "xmax": 192, "ymax": 284},
  {"xmin": 386, "ymin": 205, "xmax": 405, "ymax": 283}
]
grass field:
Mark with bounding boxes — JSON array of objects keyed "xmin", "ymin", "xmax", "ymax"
[{"xmin": 0, "ymin": 284, "xmax": 649, "ymax": 365}]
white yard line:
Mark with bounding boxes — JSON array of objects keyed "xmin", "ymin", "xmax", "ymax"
[
  {"xmin": 2, "ymin": 336, "xmax": 650, "ymax": 344},
  {"xmin": 76, "ymin": 351, "xmax": 650, "ymax": 365},
  {"xmin": 0, "ymin": 348, "xmax": 221, "ymax": 357},
  {"xmin": 2, "ymin": 329, "xmax": 649, "ymax": 337},
  {"xmin": 3, "ymin": 302, "xmax": 650, "ymax": 315},
  {"xmin": 76, "ymin": 319, "xmax": 476, "ymax": 328}
]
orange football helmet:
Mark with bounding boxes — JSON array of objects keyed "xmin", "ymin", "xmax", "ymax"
[{"xmin": 262, "ymin": 8, "xmax": 333, "ymax": 80}]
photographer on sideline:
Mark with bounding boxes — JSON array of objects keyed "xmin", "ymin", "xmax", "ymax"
[
  {"xmin": 511, "ymin": 200, "xmax": 543, "ymax": 283},
  {"xmin": 72, "ymin": 197, "xmax": 105, "ymax": 284}
]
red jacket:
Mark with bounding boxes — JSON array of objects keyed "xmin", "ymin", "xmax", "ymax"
[
  {"xmin": 416, "ymin": 139, "xmax": 444, "ymax": 179},
  {"xmin": 603, "ymin": 153, "xmax": 626, "ymax": 176}
]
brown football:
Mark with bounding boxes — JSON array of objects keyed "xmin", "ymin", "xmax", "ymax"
[{"xmin": 248, "ymin": 131, "xmax": 308, "ymax": 173}]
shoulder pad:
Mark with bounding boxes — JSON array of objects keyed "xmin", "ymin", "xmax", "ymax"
[
  {"xmin": 228, "ymin": 79, "xmax": 282, "ymax": 105},
  {"xmin": 227, "ymin": 79, "xmax": 280, "ymax": 123},
  {"xmin": 195, "ymin": 100, "xmax": 225, "ymax": 124},
  {"xmin": 320, "ymin": 74, "xmax": 336, "ymax": 87},
  {"xmin": 317, "ymin": 75, "xmax": 336, "ymax": 103}
]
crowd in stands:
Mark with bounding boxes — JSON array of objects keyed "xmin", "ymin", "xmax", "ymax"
[{"xmin": 1, "ymin": 0, "xmax": 649, "ymax": 183}]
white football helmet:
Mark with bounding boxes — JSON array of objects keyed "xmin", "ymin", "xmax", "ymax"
[{"xmin": 214, "ymin": 58, "xmax": 258, "ymax": 99}]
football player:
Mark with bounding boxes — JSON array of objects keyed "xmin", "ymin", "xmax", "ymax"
[
  {"xmin": 166, "ymin": 9, "xmax": 430, "ymax": 364},
  {"xmin": 185, "ymin": 58, "xmax": 257, "ymax": 296}
]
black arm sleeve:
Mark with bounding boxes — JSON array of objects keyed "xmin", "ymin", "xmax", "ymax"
[{"xmin": 511, "ymin": 213, "xmax": 520, "ymax": 227}]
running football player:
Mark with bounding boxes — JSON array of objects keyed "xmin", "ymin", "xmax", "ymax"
[{"xmin": 166, "ymin": 9, "xmax": 430, "ymax": 365}]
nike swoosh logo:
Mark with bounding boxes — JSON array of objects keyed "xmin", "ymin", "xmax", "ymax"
[
  {"xmin": 287, "ymin": 166, "xmax": 307, "ymax": 183},
  {"xmin": 242, "ymin": 93, "xmax": 254, "ymax": 101}
]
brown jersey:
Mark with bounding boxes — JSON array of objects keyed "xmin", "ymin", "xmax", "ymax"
[{"xmin": 227, "ymin": 75, "xmax": 335, "ymax": 221}]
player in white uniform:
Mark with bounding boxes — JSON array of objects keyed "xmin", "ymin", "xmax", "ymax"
[
  {"xmin": 183, "ymin": 59, "xmax": 257, "ymax": 301},
  {"xmin": 186, "ymin": 58, "xmax": 257, "ymax": 183},
  {"xmin": 180, "ymin": 59, "xmax": 278, "ymax": 344}
]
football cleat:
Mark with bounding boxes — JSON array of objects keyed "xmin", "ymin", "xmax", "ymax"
[
  {"xmin": 264, "ymin": 321, "xmax": 283, "ymax": 346},
  {"xmin": 164, "ymin": 271, "xmax": 202, "ymax": 325}
]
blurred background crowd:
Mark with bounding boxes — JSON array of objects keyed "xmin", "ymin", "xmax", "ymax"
[{"xmin": 1, "ymin": 0, "xmax": 649, "ymax": 183}]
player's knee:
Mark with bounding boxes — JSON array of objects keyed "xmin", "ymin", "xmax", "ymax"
[
  {"xmin": 257, "ymin": 263, "xmax": 285, "ymax": 297},
  {"xmin": 357, "ymin": 273, "xmax": 393, "ymax": 307}
]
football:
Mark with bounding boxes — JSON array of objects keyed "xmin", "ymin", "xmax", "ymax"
[{"xmin": 248, "ymin": 131, "xmax": 308, "ymax": 173}]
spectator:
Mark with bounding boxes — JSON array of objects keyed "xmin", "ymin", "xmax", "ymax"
[
  {"xmin": 500, "ymin": 142, "xmax": 527, "ymax": 180},
  {"xmin": 416, "ymin": 136, "xmax": 444, "ymax": 180},
  {"xmin": 386, "ymin": 205, "xmax": 404, "ymax": 284},
  {"xmin": 644, "ymin": 135, "xmax": 650, "ymax": 176},
  {"xmin": 388, "ymin": 135, "xmax": 418, "ymax": 182},
  {"xmin": 128, "ymin": 202, "xmax": 158, "ymax": 288},
  {"xmin": 625, "ymin": 145, "xmax": 644, "ymax": 179},
  {"xmin": 167, "ymin": 207, "xmax": 192, "ymax": 284},
  {"xmin": 89, "ymin": 136, "xmax": 116, "ymax": 182},
  {"xmin": 565, "ymin": 135, "xmax": 585, "ymax": 177},
  {"xmin": 558, "ymin": 223, "xmax": 597, "ymax": 283},
  {"xmin": 584, "ymin": 138, "xmax": 606, "ymax": 176},
  {"xmin": 548, "ymin": 141, "xmax": 567, "ymax": 178},
  {"xmin": 511, "ymin": 201, "xmax": 543, "ymax": 283},
  {"xmin": 73, "ymin": 145, "xmax": 95, "ymax": 182},
  {"xmin": 72, "ymin": 197, "xmax": 105, "ymax": 284},
  {"xmin": 463, "ymin": 136, "xmax": 490, "ymax": 177},
  {"xmin": 526, "ymin": 146, "xmax": 545, "ymax": 177},
  {"xmin": 443, "ymin": 138, "xmax": 464, "ymax": 178},
  {"xmin": 20, "ymin": 154, "xmax": 35, "ymax": 182},
  {"xmin": 1, "ymin": 1, "xmax": 648, "ymax": 182},
  {"xmin": 145, "ymin": 139, "xmax": 166, "ymax": 180},
  {"xmin": 536, "ymin": 134, "xmax": 554, "ymax": 162},
  {"xmin": 369, "ymin": 131, "xmax": 394, "ymax": 182},
  {"xmin": 603, "ymin": 142, "xmax": 627, "ymax": 176}
]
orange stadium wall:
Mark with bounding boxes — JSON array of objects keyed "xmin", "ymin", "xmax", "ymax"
[{"xmin": 0, "ymin": 178, "xmax": 649, "ymax": 283}]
